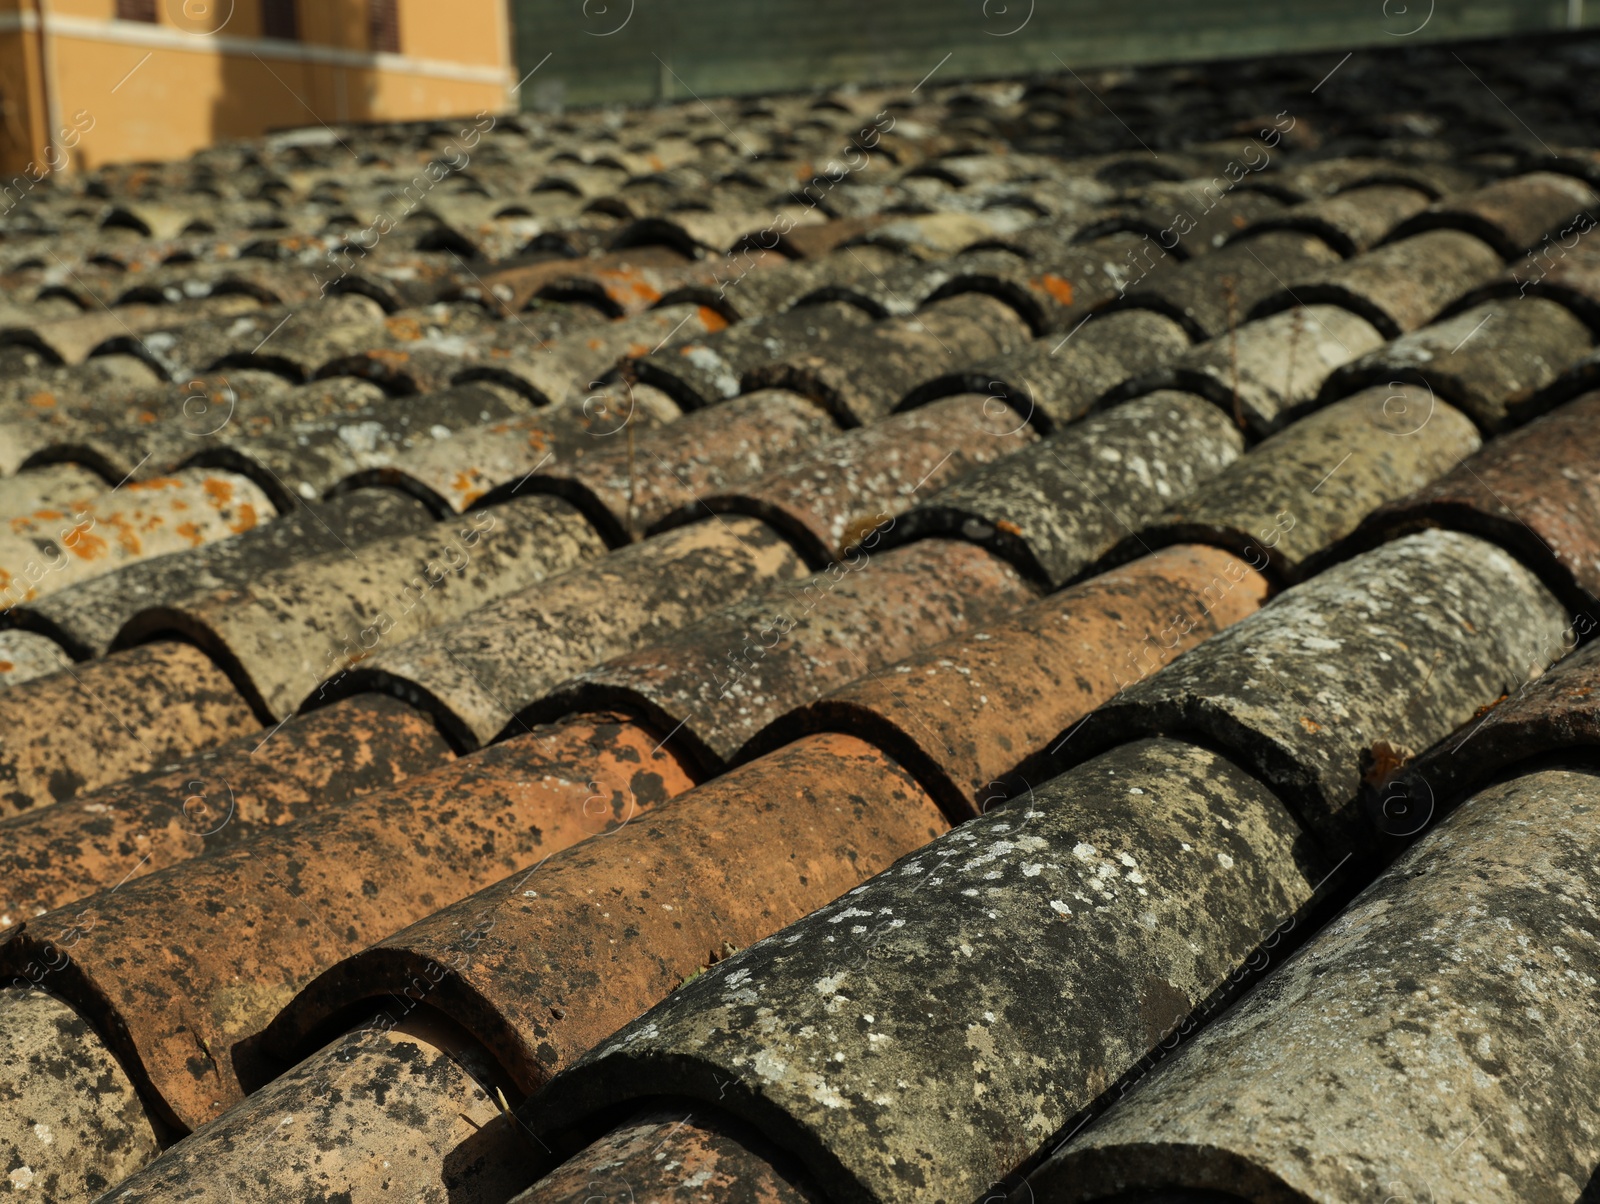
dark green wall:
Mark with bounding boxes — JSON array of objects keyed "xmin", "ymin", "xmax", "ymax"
[{"xmin": 510, "ymin": 0, "xmax": 1584, "ymax": 109}]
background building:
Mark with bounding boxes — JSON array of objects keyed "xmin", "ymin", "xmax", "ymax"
[{"xmin": 0, "ymin": 0, "xmax": 512, "ymax": 173}]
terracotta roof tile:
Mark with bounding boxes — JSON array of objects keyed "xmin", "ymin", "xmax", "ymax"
[
  {"xmin": 103, "ymin": 293, "xmax": 389, "ymax": 383},
  {"xmin": 1386, "ymin": 169, "xmax": 1600, "ymax": 259},
  {"xmin": 0, "ymin": 294, "xmax": 263, "ymax": 366},
  {"xmin": 467, "ymin": 389, "xmax": 838, "ymax": 539},
  {"xmin": 0, "ymin": 640, "xmax": 258, "ymax": 816},
  {"xmin": 904, "ymin": 307, "xmax": 1191, "ymax": 433},
  {"xmin": 94, "ymin": 1023, "xmax": 525, "ymax": 1203},
  {"xmin": 528, "ymin": 539, "xmax": 1035, "ymax": 772},
  {"xmin": 324, "ymin": 515, "xmax": 806, "ymax": 747},
  {"xmin": 1324, "ymin": 296, "xmax": 1593, "ymax": 432},
  {"xmin": 763, "ymin": 545, "xmax": 1268, "ymax": 819},
  {"xmin": 1151, "ymin": 303, "xmax": 1385, "ymax": 436},
  {"xmin": 685, "ymin": 394, "xmax": 1036, "ymax": 568},
  {"xmin": 631, "ymin": 300, "xmax": 877, "ymax": 410},
  {"xmin": 1113, "ymin": 229, "xmax": 1343, "ymax": 340},
  {"xmin": 1115, "ymin": 386, "xmax": 1482, "ymax": 582},
  {"xmin": 11, "ymin": 489, "xmax": 432, "ymax": 659},
  {"xmin": 513, "ymin": 1108, "xmax": 813, "ymax": 1204},
  {"xmin": 0, "ymin": 629, "xmax": 73, "ymax": 689},
  {"xmin": 1068, "ymin": 530, "xmax": 1565, "ymax": 850},
  {"xmin": 1238, "ymin": 182, "xmax": 1435, "ymax": 256},
  {"xmin": 119, "ymin": 495, "xmax": 606, "ymax": 722},
  {"xmin": 0, "ymin": 468, "xmax": 276, "ymax": 606},
  {"xmin": 0, "ymin": 711, "xmax": 697, "ymax": 1130},
  {"xmin": 251, "ymin": 733, "xmax": 948, "ymax": 1100},
  {"xmin": 0, "ymin": 990, "xmax": 158, "ymax": 1198},
  {"xmin": 887, "ymin": 392, "xmax": 1243, "ymax": 588},
  {"xmin": 0, "ymin": 693, "xmax": 453, "ymax": 926},
  {"xmin": 531, "ymin": 738, "xmax": 1325, "ymax": 1204},
  {"xmin": 1251, "ymin": 229, "xmax": 1504, "ymax": 336},
  {"xmin": 741, "ymin": 293, "xmax": 1035, "ymax": 423},
  {"xmin": 1350, "ymin": 389, "xmax": 1600, "ymax": 612},
  {"xmin": 1039, "ymin": 763, "xmax": 1600, "ymax": 1204},
  {"xmin": 183, "ymin": 383, "xmax": 525, "ymax": 508}
]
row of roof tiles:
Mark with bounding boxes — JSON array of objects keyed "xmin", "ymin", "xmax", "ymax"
[{"xmin": 5, "ymin": 29, "xmax": 1600, "ymax": 1204}]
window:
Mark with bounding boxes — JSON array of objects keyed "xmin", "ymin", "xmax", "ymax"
[
  {"xmin": 261, "ymin": 0, "xmax": 299, "ymax": 40},
  {"xmin": 368, "ymin": 0, "xmax": 401, "ymax": 53},
  {"xmin": 116, "ymin": 0, "xmax": 157, "ymax": 21}
]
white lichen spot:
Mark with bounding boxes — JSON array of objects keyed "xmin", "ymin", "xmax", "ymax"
[
  {"xmin": 1022, "ymin": 864, "xmax": 1043, "ymax": 877},
  {"xmin": 1073, "ymin": 842, "xmax": 1098, "ymax": 861},
  {"xmin": 31, "ymin": 1123, "xmax": 51, "ymax": 1146},
  {"xmin": 1050, "ymin": 900, "xmax": 1072, "ymax": 917},
  {"xmin": 814, "ymin": 972, "xmax": 848, "ymax": 996},
  {"xmin": 1217, "ymin": 852, "xmax": 1235, "ymax": 870},
  {"xmin": 1119, "ymin": 852, "xmax": 1138, "ymax": 867},
  {"xmin": 8, "ymin": 1167, "xmax": 34, "ymax": 1191},
  {"xmin": 752, "ymin": 1049, "xmax": 790, "ymax": 1083}
]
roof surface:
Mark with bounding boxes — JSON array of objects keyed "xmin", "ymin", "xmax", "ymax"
[{"xmin": 3, "ymin": 27, "xmax": 1600, "ymax": 1204}]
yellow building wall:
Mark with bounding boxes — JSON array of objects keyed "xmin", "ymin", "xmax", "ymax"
[{"xmin": 0, "ymin": 0, "xmax": 510, "ymax": 174}]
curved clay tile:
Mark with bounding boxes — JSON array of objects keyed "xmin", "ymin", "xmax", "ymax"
[
  {"xmin": 684, "ymin": 394, "xmax": 1037, "ymax": 569},
  {"xmin": 12, "ymin": 489, "xmax": 432, "ymax": 659},
  {"xmin": 0, "ymin": 467, "xmax": 276, "ymax": 606},
  {"xmin": 3, "ymin": 374, "xmax": 391, "ymax": 486},
  {"xmin": 529, "ymin": 539, "xmax": 1035, "ymax": 773},
  {"xmin": 1111, "ymin": 229, "xmax": 1343, "ymax": 341},
  {"xmin": 351, "ymin": 388, "xmax": 680, "ymax": 518},
  {"xmin": 763, "ymin": 545, "xmax": 1268, "ymax": 818},
  {"xmin": 516, "ymin": 1108, "xmax": 819, "ymax": 1204},
  {"xmin": 1320, "ymin": 297, "xmax": 1593, "ymax": 433},
  {"xmin": 0, "ymin": 463, "xmax": 106, "ymax": 524},
  {"xmin": 1151, "ymin": 303, "xmax": 1385, "ymax": 436},
  {"xmin": 528, "ymin": 737, "xmax": 1328, "ymax": 1204},
  {"xmin": 1274, "ymin": 156, "xmax": 1477, "ymax": 200},
  {"xmin": 0, "ymin": 990, "xmax": 159, "ymax": 1201},
  {"xmin": 699, "ymin": 245, "xmax": 908, "ymax": 322},
  {"xmin": 0, "ymin": 294, "xmax": 261, "ymax": 366},
  {"xmin": 181, "ymin": 383, "xmax": 526, "ymax": 509},
  {"xmin": 1067, "ymin": 530, "xmax": 1567, "ymax": 850},
  {"xmin": 1347, "ymin": 389, "xmax": 1600, "ymax": 613},
  {"xmin": 1233, "ymin": 182, "xmax": 1434, "ymax": 256},
  {"xmin": 326, "ymin": 515, "xmax": 807, "ymax": 747},
  {"xmin": 0, "ymin": 357, "xmax": 161, "ymax": 453},
  {"xmin": 1039, "ymin": 763, "xmax": 1600, "ymax": 1204},
  {"xmin": 902, "ymin": 308, "xmax": 1191, "ymax": 433},
  {"xmin": 741, "ymin": 293, "xmax": 1035, "ymax": 424},
  {"xmin": 1381, "ymin": 635, "xmax": 1600, "ymax": 834},
  {"xmin": 0, "ymin": 711, "xmax": 699, "ymax": 1131},
  {"xmin": 1115, "ymin": 385, "xmax": 1481, "ymax": 583},
  {"xmin": 0, "ymin": 693, "xmax": 454, "ymax": 926},
  {"xmin": 451, "ymin": 301, "xmax": 726, "ymax": 407},
  {"xmin": 314, "ymin": 301, "xmax": 613, "ymax": 395},
  {"xmin": 1385, "ymin": 170, "xmax": 1600, "ymax": 259},
  {"xmin": 0, "ymin": 640, "xmax": 258, "ymax": 816},
  {"xmin": 630, "ymin": 300, "xmax": 876, "ymax": 411},
  {"xmin": 1087, "ymin": 184, "xmax": 1288, "ymax": 259},
  {"xmin": 250, "ymin": 733, "xmax": 947, "ymax": 1107},
  {"xmin": 0, "ymin": 629, "xmax": 72, "ymax": 689},
  {"xmin": 1248, "ymin": 229, "xmax": 1504, "ymax": 337},
  {"xmin": 532, "ymin": 250, "xmax": 786, "ymax": 318},
  {"xmin": 1468, "ymin": 240, "xmax": 1600, "ymax": 332},
  {"xmin": 469, "ymin": 389, "xmax": 838, "ymax": 540},
  {"xmin": 453, "ymin": 245, "xmax": 693, "ymax": 316},
  {"xmin": 100, "ymin": 293, "xmax": 389, "ymax": 383},
  {"xmin": 117, "ymin": 494, "xmax": 607, "ymax": 722},
  {"xmin": 9, "ymin": 1017, "xmax": 521, "ymax": 1204},
  {"xmin": 791, "ymin": 246, "xmax": 1028, "ymax": 319},
  {"xmin": 887, "ymin": 392, "xmax": 1242, "ymax": 589}
]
